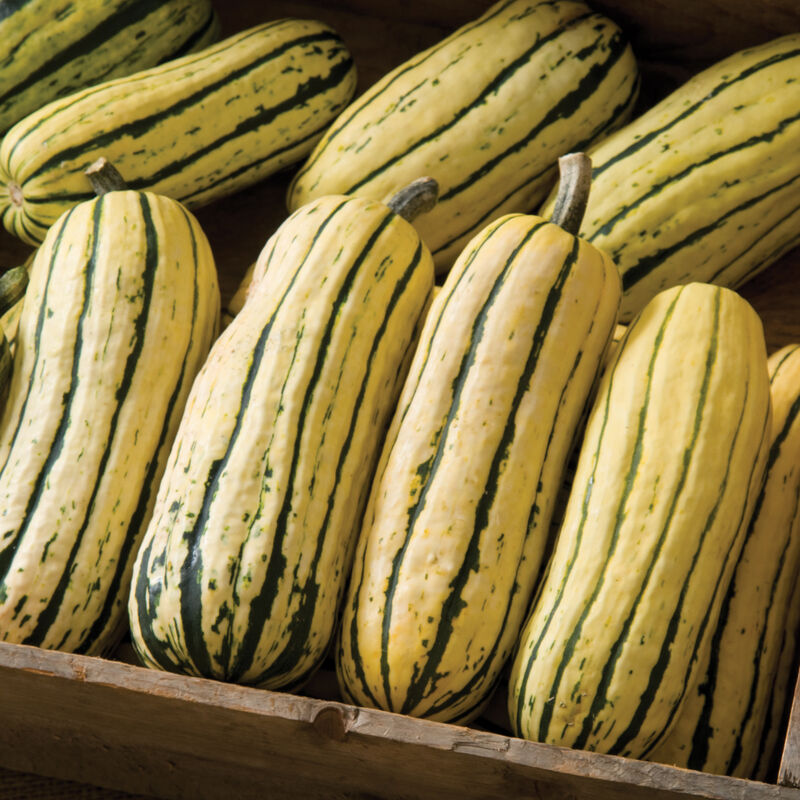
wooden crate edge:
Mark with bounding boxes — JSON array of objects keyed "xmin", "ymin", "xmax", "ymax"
[{"xmin": 0, "ymin": 641, "xmax": 798, "ymax": 800}]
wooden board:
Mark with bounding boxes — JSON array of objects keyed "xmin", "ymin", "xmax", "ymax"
[
  {"xmin": 780, "ymin": 671, "xmax": 800, "ymax": 788},
  {"xmin": 1, "ymin": 642, "xmax": 799, "ymax": 800}
]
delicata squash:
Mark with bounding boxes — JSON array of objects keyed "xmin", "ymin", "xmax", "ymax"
[
  {"xmin": 650, "ymin": 344, "xmax": 800, "ymax": 778},
  {"xmin": 128, "ymin": 180, "xmax": 436, "ymax": 690},
  {"xmin": 509, "ymin": 282, "xmax": 772, "ymax": 759},
  {"xmin": 337, "ymin": 155, "xmax": 621, "ymax": 724},
  {"xmin": 0, "ymin": 160, "xmax": 219, "ymax": 655},
  {"xmin": 540, "ymin": 33, "xmax": 800, "ymax": 322},
  {"xmin": 0, "ymin": 19, "xmax": 357, "ymax": 245},
  {"xmin": 0, "ymin": 0, "xmax": 220, "ymax": 134},
  {"xmin": 287, "ymin": 0, "xmax": 639, "ymax": 274}
]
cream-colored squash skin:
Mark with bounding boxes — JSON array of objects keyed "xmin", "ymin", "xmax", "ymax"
[
  {"xmin": 0, "ymin": 19, "xmax": 357, "ymax": 245},
  {"xmin": 287, "ymin": 0, "xmax": 639, "ymax": 274},
  {"xmin": 129, "ymin": 195, "xmax": 434, "ymax": 690},
  {"xmin": 650, "ymin": 344, "xmax": 800, "ymax": 777},
  {"xmin": 337, "ymin": 212, "xmax": 621, "ymax": 724},
  {"xmin": 508, "ymin": 283, "xmax": 772, "ymax": 759},
  {"xmin": 0, "ymin": 191, "xmax": 220, "ymax": 655},
  {"xmin": 540, "ymin": 34, "xmax": 800, "ymax": 323},
  {"xmin": 223, "ymin": 265, "xmax": 445, "ymax": 333},
  {"xmin": 549, "ymin": 323, "xmax": 629, "ymax": 537}
]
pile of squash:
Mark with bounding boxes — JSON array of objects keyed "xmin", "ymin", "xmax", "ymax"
[{"xmin": 0, "ymin": 0, "xmax": 799, "ymax": 785}]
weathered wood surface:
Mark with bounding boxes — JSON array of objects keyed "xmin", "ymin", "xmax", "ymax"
[
  {"xmin": 1, "ymin": 642, "xmax": 799, "ymax": 800},
  {"xmin": 780, "ymin": 670, "xmax": 800, "ymax": 789},
  {"xmin": 0, "ymin": 768, "xmax": 157, "ymax": 800}
]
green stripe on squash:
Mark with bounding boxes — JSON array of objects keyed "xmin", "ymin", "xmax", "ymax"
[
  {"xmin": 0, "ymin": 0, "xmax": 220, "ymax": 134},
  {"xmin": 287, "ymin": 0, "xmax": 639, "ymax": 274},
  {"xmin": 539, "ymin": 34, "xmax": 800, "ymax": 322},
  {"xmin": 337, "ymin": 153, "xmax": 622, "ymax": 724},
  {"xmin": 0, "ymin": 19, "xmax": 357, "ymax": 244}
]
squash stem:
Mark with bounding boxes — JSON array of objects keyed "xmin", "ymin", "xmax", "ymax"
[
  {"xmin": 550, "ymin": 153, "xmax": 592, "ymax": 235},
  {"xmin": 0, "ymin": 330, "xmax": 11, "ymax": 396},
  {"xmin": 85, "ymin": 157, "xmax": 129, "ymax": 195},
  {"xmin": 7, "ymin": 183, "xmax": 23, "ymax": 208},
  {"xmin": 387, "ymin": 177, "xmax": 439, "ymax": 222},
  {"xmin": 0, "ymin": 266, "xmax": 29, "ymax": 318}
]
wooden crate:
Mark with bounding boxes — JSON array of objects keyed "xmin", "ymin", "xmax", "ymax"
[
  {"xmin": 1, "ymin": 0, "xmax": 799, "ymax": 797},
  {"xmin": 0, "ymin": 639, "xmax": 799, "ymax": 800}
]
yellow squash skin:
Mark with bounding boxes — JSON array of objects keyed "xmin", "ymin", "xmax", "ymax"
[
  {"xmin": 128, "ymin": 194, "xmax": 434, "ymax": 690},
  {"xmin": 508, "ymin": 283, "xmax": 772, "ymax": 759},
  {"xmin": 337, "ymin": 213, "xmax": 621, "ymax": 724},
  {"xmin": 540, "ymin": 34, "xmax": 800, "ymax": 323},
  {"xmin": 0, "ymin": 19, "xmax": 357, "ymax": 245},
  {"xmin": 0, "ymin": 0, "xmax": 220, "ymax": 134},
  {"xmin": 287, "ymin": 0, "xmax": 639, "ymax": 274},
  {"xmin": 0, "ymin": 190, "xmax": 220, "ymax": 655},
  {"xmin": 649, "ymin": 343, "xmax": 800, "ymax": 777}
]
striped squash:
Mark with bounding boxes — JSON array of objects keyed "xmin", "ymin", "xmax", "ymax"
[
  {"xmin": 539, "ymin": 34, "xmax": 800, "ymax": 322},
  {"xmin": 0, "ymin": 19, "xmax": 357, "ymax": 245},
  {"xmin": 606, "ymin": 323, "xmax": 627, "ymax": 364},
  {"xmin": 0, "ymin": 188, "xmax": 219, "ymax": 655},
  {"xmin": 287, "ymin": 0, "xmax": 639, "ymax": 274},
  {"xmin": 337, "ymin": 158, "xmax": 621, "ymax": 724},
  {"xmin": 0, "ymin": 332, "xmax": 9, "ymax": 405},
  {"xmin": 128, "ymin": 190, "xmax": 434, "ymax": 690},
  {"xmin": 754, "ymin": 569, "xmax": 800, "ymax": 781},
  {"xmin": 0, "ymin": 0, "xmax": 219, "ymax": 134},
  {"xmin": 508, "ymin": 282, "xmax": 772, "ymax": 759},
  {"xmin": 649, "ymin": 343, "xmax": 800, "ymax": 777}
]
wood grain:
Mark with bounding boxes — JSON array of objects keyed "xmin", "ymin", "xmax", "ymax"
[
  {"xmin": 780, "ymin": 670, "xmax": 800, "ymax": 788},
  {"xmin": 1, "ymin": 642, "xmax": 798, "ymax": 800},
  {"xmin": 0, "ymin": 766, "xmax": 158, "ymax": 800}
]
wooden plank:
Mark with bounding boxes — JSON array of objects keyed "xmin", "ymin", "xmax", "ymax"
[
  {"xmin": 779, "ymin": 668, "xmax": 800, "ymax": 788},
  {"xmin": 0, "ymin": 766, "xmax": 158, "ymax": 800},
  {"xmin": 0, "ymin": 642, "xmax": 798, "ymax": 800}
]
